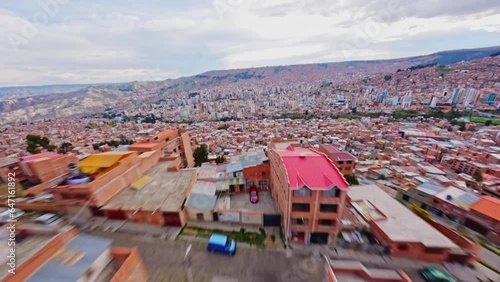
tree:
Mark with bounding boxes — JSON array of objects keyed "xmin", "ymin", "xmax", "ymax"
[
  {"xmin": 193, "ymin": 144, "xmax": 209, "ymax": 167},
  {"xmin": 215, "ymin": 155, "xmax": 226, "ymax": 164},
  {"xmin": 485, "ymin": 120, "xmax": 492, "ymax": 126},
  {"xmin": 58, "ymin": 142, "xmax": 73, "ymax": 154},
  {"xmin": 345, "ymin": 174, "xmax": 359, "ymax": 185},
  {"xmin": 26, "ymin": 135, "xmax": 53, "ymax": 154},
  {"xmin": 473, "ymin": 171, "xmax": 483, "ymax": 183},
  {"xmin": 377, "ymin": 174, "xmax": 386, "ymax": 180}
]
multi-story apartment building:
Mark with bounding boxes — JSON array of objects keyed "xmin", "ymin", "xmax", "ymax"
[
  {"xmin": 318, "ymin": 144, "xmax": 357, "ymax": 177},
  {"xmin": 0, "ymin": 225, "xmax": 147, "ymax": 282},
  {"xmin": 464, "ymin": 196, "xmax": 500, "ymax": 244},
  {"xmin": 269, "ymin": 145, "xmax": 349, "ymax": 245},
  {"xmin": 130, "ymin": 128, "xmax": 194, "ymax": 169}
]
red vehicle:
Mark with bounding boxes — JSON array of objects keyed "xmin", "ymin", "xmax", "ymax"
[{"xmin": 249, "ymin": 187, "xmax": 259, "ymax": 203}]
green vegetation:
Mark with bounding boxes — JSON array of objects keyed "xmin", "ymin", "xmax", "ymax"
[
  {"xmin": 473, "ymin": 171, "xmax": 483, "ymax": 182},
  {"xmin": 58, "ymin": 142, "xmax": 73, "ymax": 154},
  {"xmin": 455, "ymin": 228, "xmax": 500, "ymax": 256},
  {"xmin": 479, "ymin": 260, "xmax": 500, "ymax": 275},
  {"xmin": 215, "ymin": 155, "xmax": 226, "ymax": 164},
  {"xmin": 344, "ymin": 174, "xmax": 360, "ymax": 185},
  {"xmin": 279, "ymin": 227, "xmax": 287, "ymax": 249},
  {"xmin": 437, "ymin": 65, "xmax": 454, "ymax": 77},
  {"xmin": 92, "ymin": 139, "xmax": 134, "ymax": 150},
  {"xmin": 377, "ymin": 174, "xmax": 386, "ymax": 180},
  {"xmin": 193, "ymin": 144, "xmax": 209, "ymax": 167},
  {"xmin": 26, "ymin": 134, "xmax": 56, "ymax": 154},
  {"xmin": 181, "ymin": 227, "xmax": 266, "ymax": 247},
  {"xmin": 217, "ymin": 125, "xmax": 229, "ymax": 130},
  {"xmin": 470, "ymin": 117, "xmax": 500, "ymax": 125}
]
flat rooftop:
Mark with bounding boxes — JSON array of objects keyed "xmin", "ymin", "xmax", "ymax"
[
  {"xmin": 274, "ymin": 146, "xmax": 348, "ymax": 190},
  {"xmin": 217, "ymin": 190, "xmax": 277, "ymax": 213},
  {"xmin": 27, "ymin": 234, "xmax": 112, "ymax": 282},
  {"xmin": 102, "ymin": 163, "xmax": 196, "ymax": 212},
  {"xmin": 0, "ymin": 232, "xmax": 53, "ymax": 280},
  {"xmin": 348, "ymin": 185, "xmax": 456, "ymax": 248}
]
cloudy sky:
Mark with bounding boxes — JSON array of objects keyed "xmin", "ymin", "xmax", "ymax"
[{"xmin": 1, "ymin": 0, "xmax": 499, "ymax": 87}]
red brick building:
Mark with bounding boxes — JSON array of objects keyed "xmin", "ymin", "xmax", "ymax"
[
  {"xmin": 318, "ymin": 144, "xmax": 358, "ymax": 177},
  {"xmin": 269, "ymin": 145, "xmax": 349, "ymax": 245},
  {"xmin": 0, "ymin": 226, "xmax": 147, "ymax": 282}
]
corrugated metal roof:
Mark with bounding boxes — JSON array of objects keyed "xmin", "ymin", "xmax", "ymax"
[
  {"xmin": 27, "ymin": 234, "xmax": 112, "ymax": 282},
  {"xmin": 185, "ymin": 193, "xmax": 217, "ymax": 210},
  {"xmin": 77, "ymin": 152, "xmax": 132, "ymax": 168}
]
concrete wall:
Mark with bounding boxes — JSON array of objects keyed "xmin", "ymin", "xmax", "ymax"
[
  {"xmin": 186, "ymin": 207, "xmax": 214, "ymax": 222},
  {"xmin": 243, "ymin": 162, "xmax": 270, "ymax": 190},
  {"xmin": 77, "ymin": 248, "xmax": 112, "ymax": 282},
  {"xmin": 370, "ymin": 221, "xmax": 450, "ymax": 261},
  {"xmin": 181, "ymin": 132, "xmax": 194, "ymax": 168},
  {"xmin": 110, "ymin": 247, "xmax": 148, "ymax": 282},
  {"xmin": 3, "ymin": 228, "xmax": 78, "ymax": 282}
]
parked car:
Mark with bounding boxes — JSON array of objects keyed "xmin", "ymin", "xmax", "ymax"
[
  {"xmin": 207, "ymin": 233, "xmax": 236, "ymax": 255},
  {"xmin": 249, "ymin": 187, "xmax": 259, "ymax": 203},
  {"xmin": 34, "ymin": 213, "xmax": 63, "ymax": 226},
  {"xmin": 420, "ymin": 267, "xmax": 456, "ymax": 282},
  {"xmin": 0, "ymin": 208, "xmax": 25, "ymax": 223}
]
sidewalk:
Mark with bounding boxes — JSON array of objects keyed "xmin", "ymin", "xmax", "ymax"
[
  {"xmin": 186, "ymin": 221, "xmax": 261, "ymax": 233},
  {"xmin": 70, "ymin": 216, "xmax": 181, "ymax": 240}
]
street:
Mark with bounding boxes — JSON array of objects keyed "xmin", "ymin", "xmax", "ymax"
[{"xmin": 88, "ymin": 231, "xmax": 324, "ymax": 282}]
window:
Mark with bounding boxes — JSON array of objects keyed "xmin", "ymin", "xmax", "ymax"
[
  {"xmin": 433, "ymin": 199, "xmax": 439, "ymax": 204},
  {"xmin": 397, "ymin": 244, "xmax": 409, "ymax": 251},
  {"xmin": 320, "ymin": 204, "xmax": 338, "ymax": 213},
  {"xmin": 322, "ymin": 188, "xmax": 340, "ymax": 197},
  {"xmin": 318, "ymin": 219, "xmax": 335, "ymax": 226},
  {"xmin": 338, "ymin": 161, "xmax": 344, "ymax": 165},
  {"xmin": 261, "ymin": 171, "xmax": 266, "ymax": 176},
  {"xmin": 293, "ymin": 187, "xmax": 311, "ymax": 197},
  {"xmin": 402, "ymin": 195, "xmax": 410, "ymax": 201},
  {"xmin": 424, "ymin": 248, "xmax": 443, "ymax": 254},
  {"xmin": 291, "ymin": 218, "xmax": 308, "ymax": 225},
  {"xmin": 292, "ymin": 203, "xmax": 310, "ymax": 212},
  {"xmin": 258, "ymin": 180, "xmax": 268, "ymax": 189}
]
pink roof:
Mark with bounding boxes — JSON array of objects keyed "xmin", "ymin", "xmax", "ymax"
[
  {"xmin": 19, "ymin": 152, "xmax": 63, "ymax": 163},
  {"xmin": 277, "ymin": 146, "xmax": 349, "ymax": 191},
  {"xmin": 319, "ymin": 144, "xmax": 357, "ymax": 161}
]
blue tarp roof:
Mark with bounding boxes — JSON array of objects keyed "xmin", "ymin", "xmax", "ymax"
[
  {"xmin": 28, "ymin": 234, "xmax": 112, "ymax": 282},
  {"xmin": 185, "ymin": 193, "xmax": 217, "ymax": 210}
]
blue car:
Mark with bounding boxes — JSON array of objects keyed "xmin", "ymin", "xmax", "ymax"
[{"xmin": 207, "ymin": 233, "xmax": 236, "ymax": 255}]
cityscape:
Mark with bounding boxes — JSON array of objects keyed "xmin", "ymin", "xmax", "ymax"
[{"xmin": 1, "ymin": 1, "xmax": 500, "ymax": 282}]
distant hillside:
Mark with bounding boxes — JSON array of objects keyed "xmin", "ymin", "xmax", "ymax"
[
  {"xmin": 1, "ymin": 45, "xmax": 499, "ymax": 122},
  {"xmin": 410, "ymin": 46, "xmax": 500, "ymax": 66},
  {"xmin": 0, "ymin": 82, "xmax": 128, "ymax": 99}
]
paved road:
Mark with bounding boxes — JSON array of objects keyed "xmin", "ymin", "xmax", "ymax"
[
  {"xmin": 481, "ymin": 247, "xmax": 500, "ymax": 271},
  {"xmin": 87, "ymin": 231, "xmax": 324, "ymax": 282}
]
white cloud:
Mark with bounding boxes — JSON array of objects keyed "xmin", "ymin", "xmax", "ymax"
[{"xmin": 0, "ymin": 1, "xmax": 499, "ymax": 86}]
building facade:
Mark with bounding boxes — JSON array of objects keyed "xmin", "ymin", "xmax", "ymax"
[{"xmin": 269, "ymin": 145, "xmax": 349, "ymax": 245}]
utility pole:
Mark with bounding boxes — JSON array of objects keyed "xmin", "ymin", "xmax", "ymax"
[{"xmin": 184, "ymin": 244, "xmax": 193, "ymax": 282}]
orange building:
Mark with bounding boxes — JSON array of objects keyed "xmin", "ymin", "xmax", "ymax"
[
  {"xmin": 348, "ymin": 185, "xmax": 457, "ymax": 261},
  {"xmin": 53, "ymin": 150, "xmax": 160, "ymax": 216},
  {"xmin": 129, "ymin": 128, "xmax": 194, "ymax": 169},
  {"xmin": 269, "ymin": 145, "xmax": 349, "ymax": 245},
  {"xmin": 0, "ymin": 153, "xmax": 78, "ymax": 198},
  {"xmin": 318, "ymin": 144, "xmax": 358, "ymax": 177},
  {"xmin": 464, "ymin": 196, "xmax": 500, "ymax": 244},
  {"xmin": 0, "ymin": 225, "xmax": 147, "ymax": 282}
]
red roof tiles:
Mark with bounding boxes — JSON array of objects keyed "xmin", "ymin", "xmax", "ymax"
[{"xmin": 277, "ymin": 146, "xmax": 349, "ymax": 190}]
